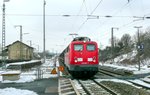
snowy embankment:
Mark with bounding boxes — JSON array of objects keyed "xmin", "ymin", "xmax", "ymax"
[
  {"xmin": 100, "ymin": 50, "xmax": 150, "ymax": 74},
  {"xmin": 98, "ymin": 50, "xmax": 150, "ymax": 89}
]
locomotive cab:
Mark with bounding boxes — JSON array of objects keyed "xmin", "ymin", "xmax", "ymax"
[{"xmin": 65, "ymin": 40, "xmax": 99, "ymax": 78}]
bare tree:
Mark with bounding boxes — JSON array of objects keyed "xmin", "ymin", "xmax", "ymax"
[
  {"xmin": 142, "ymin": 28, "xmax": 150, "ymax": 58},
  {"xmin": 120, "ymin": 33, "xmax": 132, "ymax": 53}
]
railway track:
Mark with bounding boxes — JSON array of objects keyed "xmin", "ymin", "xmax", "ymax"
[
  {"xmin": 98, "ymin": 69, "xmax": 123, "ymax": 77},
  {"xmin": 58, "ymin": 66, "xmax": 150, "ymax": 95},
  {"xmin": 59, "ymin": 78, "xmax": 80, "ymax": 95},
  {"xmin": 98, "ymin": 69, "xmax": 150, "ymax": 90},
  {"xmin": 59, "ymin": 77, "xmax": 118, "ymax": 95},
  {"xmin": 59, "ymin": 70, "xmax": 150, "ymax": 95},
  {"xmin": 78, "ymin": 79, "xmax": 118, "ymax": 95}
]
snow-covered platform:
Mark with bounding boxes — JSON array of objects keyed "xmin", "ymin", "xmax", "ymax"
[{"xmin": 6, "ymin": 60, "xmax": 42, "ymax": 70}]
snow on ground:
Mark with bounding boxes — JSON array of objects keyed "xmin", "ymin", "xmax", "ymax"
[
  {"xmin": 100, "ymin": 49, "xmax": 150, "ymax": 74},
  {"xmin": 0, "ymin": 88, "xmax": 38, "ymax": 95},
  {"xmin": 0, "ymin": 70, "xmax": 36, "ymax": 83},
  {"xmin": 1, "ymin": 74, "xmax": 36, "ymax": 83},
  {"xmin": 0, "ymin": 74, "xmax": 2, "ymax": 82},
  {"xmin": 96, "ymin": 79, "xmax": 133, "ymax": 85},
  {"xmin": 0, "ymin": 59, "xmax": 60, "ymax": 95},
  {"xmin": 6, "ymin": 60, "xmax": 41, "ymax": 67},
  {"xmin": 114, "ymin": 50, "xmax": 137, "ymax": 62},
  {"xmin": 97, "ymin": 50, "xmax": 150, "ymax": 89},
  {"xmin": 0, "ymin": 54, "xmax": 149, "ymax": 94},
  {"xmin": 100, "ymin": 63, "xmax": 150, "ymax": 74},
  {"xmin": 129, "ymin": 79, "xmax": 150, "ymax": 88},
  {"xmin": 0, "ymin": 59, "xmax": 59, "ymax": 83}
]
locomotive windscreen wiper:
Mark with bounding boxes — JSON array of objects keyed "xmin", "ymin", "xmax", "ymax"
[{"xmin": 78, "ymin": 48, "xmax": 83, "ymax": 51}]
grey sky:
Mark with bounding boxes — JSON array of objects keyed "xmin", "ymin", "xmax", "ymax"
[{"xmin": 0, "ymin": 0, "xmax": 150, "ymax": 53}]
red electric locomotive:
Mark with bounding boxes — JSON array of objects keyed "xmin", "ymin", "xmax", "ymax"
[{"xmin": 59, "ymin": 37, "xmax": 99, "ymax": 78}]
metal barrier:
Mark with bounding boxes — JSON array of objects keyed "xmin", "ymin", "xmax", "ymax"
[{"xmin": 36, "ymin": 67, "xmax": 43, "ymax": 80}]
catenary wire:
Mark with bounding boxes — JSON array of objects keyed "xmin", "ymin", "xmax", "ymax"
[{"xmin": 77, "ymin": 0, "xmax": 104, "ymax": 32}]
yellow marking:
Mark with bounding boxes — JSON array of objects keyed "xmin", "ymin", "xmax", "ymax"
[{"xmin": 51, "ymin": 68, "xmax": 57, "ymax": 74}]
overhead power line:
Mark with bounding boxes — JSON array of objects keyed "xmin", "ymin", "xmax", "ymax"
[
  {"xmin": 77, "ymin": 0, "xmax": 86, "ymax": 16},
  {"xmin": 70, "ymin": 0, "xmax": 88, "ymax": 33},
  {"xmin": 112, "ymin": 0, "xmax": 135, "ymax": 16},
  {"xmin": 83, "ymin": 0, "xmax": 89, "ymax": 15},
  {"xmin": 90, "ymin": 0, "xmax": 103, "ymax": 15},
  {"xmin": 3, "ymin": 13, "xmax": 146, "ymax": 19},
  {"xmin": 77, "ymin": 19, "xmax": 88, "ymax": 31},
  {"xmin": 77, "ymin": 0, "xmax": 103, "ymax": 32}
]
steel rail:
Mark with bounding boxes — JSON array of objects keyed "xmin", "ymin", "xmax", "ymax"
[{"xmin": 93, "ymin": 79, "xmax": 118, "ymax": 95}]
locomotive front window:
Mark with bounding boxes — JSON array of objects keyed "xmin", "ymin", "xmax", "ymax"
[
  {"xmin": 87, "ymin": 44, "xmax": 95, "ymax": 51},
  {"xmin": 74, "ymin": 44, "xmax": 83, "ymax": 51}
]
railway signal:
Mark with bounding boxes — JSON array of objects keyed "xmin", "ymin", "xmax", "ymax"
[{"xmin": 134, "ymin": 26, "xmax": 142, "ymax": 71}]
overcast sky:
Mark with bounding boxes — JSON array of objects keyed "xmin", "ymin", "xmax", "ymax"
[{"xmin": 0, "ymin": 0, "xmax": 150, "ymax": 53}]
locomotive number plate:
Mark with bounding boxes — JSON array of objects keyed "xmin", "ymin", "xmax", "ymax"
[{"xmin": 82, "ymin": 62, "xmax": 87, "ymax": 64}]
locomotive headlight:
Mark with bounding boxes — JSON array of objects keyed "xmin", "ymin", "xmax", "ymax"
[
  {"xmin": 77, "ymin": 58, "xmax": 83, "ymax": 62},
  {"xmin": 74, "ymin": 57, "xmax": 83, "ymax": 62},
  {"xmin": 88, "ymin": 57, "xmax": 96, "ymax": 62},
  {"xmin": 88, "ymin": 58, "xmax": 93, "ymax": 62},
  {"xmin": 75, "ymin": 60, "xmax": 78, "ymax": 62},
  {"xmin": 74, "ymin": 57, "xmax": 77, "ymax": 62}
]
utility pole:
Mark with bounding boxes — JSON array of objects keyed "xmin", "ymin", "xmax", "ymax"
[
  {"xmin": 134, "ymin": 26, "xmax": 142, "ymax": 71},
  {"xmin": 2, "ymin": 0, "xmax": 10, "ymax": 69},
  {"xmin": 15, "ymin": 25, "xmax": 22, "ymax": 42},
  {"xmin": 111, "ymin": 27, "xmax": 119, "ymax": 63},
  {"xmin": 29, "ymin": 40, "xmax": 32, "ymax": 47},
  {"xmin": 2, "ymin": 2, "xmax": 6, "ymax": 68},
  {"xmin": 15, "ymin": 25, "xmax": 23, "ymax": 60},
  {"xmin": 43, "ymin": 0, "xmax": 46, "ymax": 63}
]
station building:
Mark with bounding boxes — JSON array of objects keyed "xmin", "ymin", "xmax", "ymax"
[{"xmin": 6, "ymin": 41, "xmax": 34, "ymax": 60}]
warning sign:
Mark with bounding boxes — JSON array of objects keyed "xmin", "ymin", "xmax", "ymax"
[
  {"xmin": 58, "ymin": 66, "xmax": 64, "ymax": 72},
  {"xmin": 51, "ymin": 68, "xmax": 57, "ymax": 74}
]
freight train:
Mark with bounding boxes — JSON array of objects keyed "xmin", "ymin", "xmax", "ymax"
[{"xmin": 59, "ymin": 37, "xmax": 99, "ymax": 78}]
